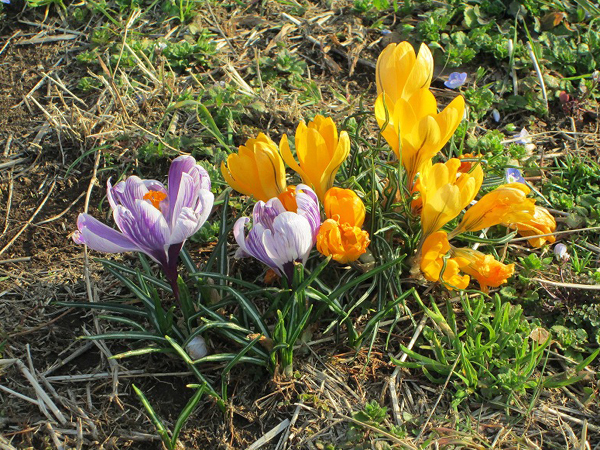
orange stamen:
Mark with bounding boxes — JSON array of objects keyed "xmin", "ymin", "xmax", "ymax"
[{"xmin": 143, "ymin": 190, "xmax": 167, "ymax": 209}]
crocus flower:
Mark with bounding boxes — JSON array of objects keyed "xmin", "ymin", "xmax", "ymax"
[
  {"xmin": 451, "ymin": 247, "xmax": 515, "ymax": 293},
  {"xmin": 221, "ymin": 132, "xmax": 287, "ymax": 203},
  {"xmin": 419, "ymin": 232, "xmax": 515, "ymax": 292},
  {"xmin": 376, "ymin": 42, "xmax": 434, "ymax": 104},
  {"xmin": 316, "ymin": 187, "xmax": 370, "ymax": 263},
  {"xmin": 451, "ymin": 183, "xmax": 535, "ymax": 236},
  {"xmin": 505, "ymin": 168, "xmax": 526, "ymax": 184},
  {"xmin": 323, "ymin": 187, "xmax": 365, "ymax": 227},
  {"xmin": 444, "ymin": 72, "xmax": 467, "ymax": 89},
  {"xmin": 233, "ymin": 185, "xmax": 320, "ymax": 282},
  {"xmin": 281, "ymin": 115, "xmax": 350, "ymax": 201},
  {"xmin": 419, "ymin": 159, "xmax": 483, "ymax": 238},
  {"xmin": 374, "ymin": 90, "xmax": 465, "ymax": 188},
  {"xmin": 419, "ymin": 231, "xmax": 469, "ymax": 290},
  {"xmin": 73, "ymin": 156, "xmax": 214, "ymax": 293},
  {"xmin": 374, "ymin": 41, "xmax": 465, "ymax": 188},
  {"xmin": 316, "ymin": 220, "xmax": 370, "ymax": 264},
  {"xmin": 505, "ymin": 205, "xmax": 556, "ymax": 247}
]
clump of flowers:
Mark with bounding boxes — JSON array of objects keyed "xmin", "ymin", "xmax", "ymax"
[
  {"xmin": 224, "ymin": 115, "xmax": 369, "ymax": 268},
  {"xmin": 374, "ymin": 41, "xmax": 557, "ymax": 293}
]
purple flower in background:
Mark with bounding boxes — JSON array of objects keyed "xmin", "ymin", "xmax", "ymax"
[
  {"xmin": 444, "ymin": 72, "xmax": 467, "ymax": 89},
  {"xmin": 514, "ymin": 128, "xmax": 532, "ymax": 145},
  {"xmin": 1, "ymin": 0, "xmax": 10, "ymax": 4},
  {"xmin": 505, "ymin": 168, "xmax": 526, "ymax": 184},
  {"xmin": 234, "ymin": 185, "xmax": 321, "ymax": 282},
  {"xmin": 73, "ymin": 156, "xmax": 214, "ymax": 295}
]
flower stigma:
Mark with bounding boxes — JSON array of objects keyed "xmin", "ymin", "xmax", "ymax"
[{"xmin": 143, "ymin": 190, "xmax": 167, "ymax": 210}]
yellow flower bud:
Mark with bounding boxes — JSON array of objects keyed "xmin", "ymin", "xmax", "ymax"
[
  {"xmin": 281, "ymin": 115, "xmax": 350, "ymax": 201},
  {"xmin": 221, "ymin": 132, "xmax": 287, "ymax": 202},
  {"xmin": 323, "ymin": 187, "xmax": 365, "ymax": 228}
]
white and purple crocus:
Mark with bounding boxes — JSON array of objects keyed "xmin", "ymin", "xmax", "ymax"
[
  {"xmin": 234, "ymin": 185, "xmax": 321, "ymax": 283},
  {"xmin": 73, "ymin": 155, "xmax": 214, "ymax": 296}
]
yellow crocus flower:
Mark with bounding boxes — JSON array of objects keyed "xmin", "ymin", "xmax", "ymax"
[
  {"xmin": 420, "ymin": 231, "xmax": 470, "ymax": 290},
  {"xmin": 419, "ymin": 159, "xmax": 483, "ymax": 238},
  {"xmin": 374, "ymin": 91, "xmax": 465, "ymax": 187},
  {"xmin": 324, "ymin": 187, "xmax": 365, "ymax": 228},
  {"xmin": 281, "ymin": 115, "xmax": 350, "ymax": 201},
  {"xmin": 451, "ymin": 183, "xmax": 535, "ymax": 236},
  {"xmin": 451, "ymin": 247, "xmax": 515, "ymax": 293},
  {"xmin": 505, "ymin": 205, "xmax": 557, "ymax": 247},
  {"xmin": 221, "ymin": 133, "xmax": 287, "ymax": 202},
  {"xmin": 376, "ymin": 42, "xmax": 434, "ymax": 104},
  {"xmin": 316, "ymin": 219, "xmax": 370, "ymax": 264}
]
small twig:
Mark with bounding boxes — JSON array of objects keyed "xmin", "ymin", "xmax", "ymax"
[
  {"xmin": 2, "ymin": 170, "xmax": 13, "ymax": 236},
  {"xmin": 35, "ymin": 190, "xmax": 86, "ymax": 226},
  {"xmin": 278, "ymin": 402, "xmax": 303, "ymax": 450},
  {"xmin": 531, "ymin": 278, "xmax": 600, "ymax": 290},
  {"xmin": 511, "ymin": 226, "xmax": 600, "ymax": 243},
  {"xmin": 0, "ymin": 359, "xmax": 67, "ymax": 424},
  {"xmin": 542, "ymin": 406, "xmax": 600, "ymax": 433},
  {"xmin": 0, "ymin": 178, "xmax": 56, "ymax": 256},
  {"xmin": 46, "ymin": 423, "xmax": 65, "ymax": 450},
  {"xmin": 0, "ymin": 384, "xmax": 40, "ymax": 406},
  {"xmin": 45, "ymin": 370, "xmax": 192, "ymax": 382},
  {"xmin": 246, "ymin": 419, "xmax": 291, "ymax": 450},
  {"xmin": 0, "ymin": 30, "xmax": 21, "ymax": 58}
]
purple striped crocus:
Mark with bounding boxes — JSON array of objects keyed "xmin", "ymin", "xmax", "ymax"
[
  {"xmin": 234, "ymin": 185, "xmax": 321, "ymax": 283},
  {"xmin": 73, "ymin": 156, "xmax": 214, "ymax": 294}
]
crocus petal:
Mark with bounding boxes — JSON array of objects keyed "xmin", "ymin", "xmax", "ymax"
[
  {"xmin": 169, "ymin": 172, "xmax": 197, "ymax": 229},
  {"xmin": 169, "ymin": 207, "xmax": 201, "ymax": 245},
  {"xmin": 73, "ymin": 213, "xmax": 140, "ymax": 253},
  {"xmin": 253, "ymin": 198, "xmax": 286, "ymax": 231},
  {"xmin": 222, "ymin": 133, "xmax": 286, "ymax": 202},
  {"xmin": 263, "ymin": 212, "xmax": 313, "ymax": 271},
  {"xmin": 452, "ymin": 247, "xmax": 515, "ymax": 293},
  {"xmin": 323, "ymin": 187, "xmax": 365, "ymax": 228},
  {"xmin": 282, "ymin": 116, "xmax": 349, "ymax": 201},
  {"xmin": 168, "ymin": 155, "xmax": 199, "ymax": 205},
  {"xmin": 112, "ymin": 201, "xmax": 170, "ymax": 262},
  {"xmin": 295, "ymin": 185, "xmax": 321, "ymax": 241}
]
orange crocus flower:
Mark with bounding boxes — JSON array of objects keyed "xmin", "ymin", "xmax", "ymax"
[
  {"xmin": 323, "ymin": 187, "xmax": 366, "ymax": 227},
  {"xmin": 451, "ymin": 183, "xmax": 536, "ymax": 236},
  {"xmin": 506, "ymin": 205, "xmax": 556, "ymax": 247},
  {"xmin": 451, "ymin": 247, "xmax": 515, "ymax": 293},
  {"xmin": 316, "ymin": 219, "xmax": 370, "ymax": 264},
  {"xmin": 420, "ymin": 231, "xmax": 470, "ymax": 290}
]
